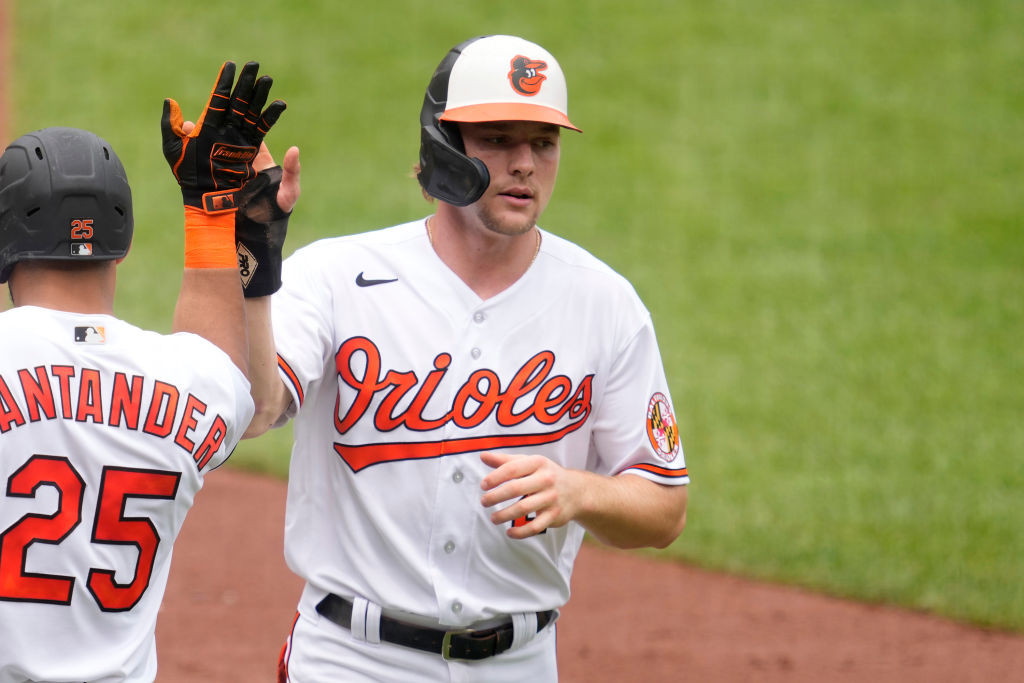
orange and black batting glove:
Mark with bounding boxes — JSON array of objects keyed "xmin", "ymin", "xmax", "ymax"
[{"xmin": 161, "ymin": 60, "xmax": 286, "ymax": 269}]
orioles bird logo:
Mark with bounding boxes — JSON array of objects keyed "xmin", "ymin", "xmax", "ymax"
[{"xmin": 508, "ymin": 55, "xmax": 548, "ymax": 96}]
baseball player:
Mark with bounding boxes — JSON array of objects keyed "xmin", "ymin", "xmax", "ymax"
[
  {"xmin": 0, "ymin": 61, "xmax": 285, "ymax": 682},
  {"xmin": 242, "ymin": 35, "xmax": 689, "ymax": 682}
]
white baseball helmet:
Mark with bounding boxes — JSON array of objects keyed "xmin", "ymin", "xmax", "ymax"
[{"xmin": 417, "ymin": 35, "xmax": 580, "ymax": 206}]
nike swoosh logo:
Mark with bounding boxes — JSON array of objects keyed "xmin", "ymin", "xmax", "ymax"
[{"xmin": 355, "ymin": 272, "xmax": 399, "ymax": 287}]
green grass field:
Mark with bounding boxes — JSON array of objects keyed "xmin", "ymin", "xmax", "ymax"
[{"xmin": 9, "ymin": 0, "xmax": 1024, "ymax": 631}]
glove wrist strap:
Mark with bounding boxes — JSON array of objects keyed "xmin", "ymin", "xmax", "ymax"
[{"xmin": 183, "ymin": 206, "xmax": 237, "ymax": 269}]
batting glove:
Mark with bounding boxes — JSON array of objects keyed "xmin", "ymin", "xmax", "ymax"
[{"xmin": 161, "ymin": 61, "xmax": 286, "ymax": 214}]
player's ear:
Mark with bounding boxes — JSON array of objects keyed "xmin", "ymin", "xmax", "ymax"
[{"xmin": 115, "ymin": 239, "xmax": 132, "ymax": 265}]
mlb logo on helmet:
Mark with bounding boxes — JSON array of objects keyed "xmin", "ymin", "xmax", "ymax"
[{"xmin": 439, "ymin": 35, "xmax": 581, "ymax": 132}]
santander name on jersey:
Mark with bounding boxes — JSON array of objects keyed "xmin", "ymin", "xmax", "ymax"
[{"xmin": 0, "ymin": 363, "xmax": 230, "ymax": 471}]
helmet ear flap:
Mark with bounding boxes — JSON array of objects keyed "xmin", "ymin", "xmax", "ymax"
[
  {"xmin": 418, "ymin": 124, "xmax": 489, "ymax": 207},
  {"xmin": 417, "ymin": 36, "xmax": 491, "ymax": 206}
]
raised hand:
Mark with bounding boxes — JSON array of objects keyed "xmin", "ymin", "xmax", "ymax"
[{"xmin": 161, "ymin": 61, "xmax": 286, "ymax": 214}]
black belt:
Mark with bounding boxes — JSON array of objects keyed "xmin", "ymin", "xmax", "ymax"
[{"xmin": 315, "ymin": 594, "xmax": 554, "ymax": 661}]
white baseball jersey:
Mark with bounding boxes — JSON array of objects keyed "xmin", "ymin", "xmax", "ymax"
[
  {"xmin": 0, "ymin": 306, "xmax": 253, "ymax": 683},
  {"xmin": 272, "ymin": 218, "xmax": 688, "ymax": 629}
]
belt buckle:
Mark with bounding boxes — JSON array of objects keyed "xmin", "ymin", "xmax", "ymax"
[{"xmin": 441, "ymin": 628, "xmax": 475, "ymax": 661}]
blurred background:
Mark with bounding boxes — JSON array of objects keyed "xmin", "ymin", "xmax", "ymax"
[{"xmin": 3, "ymin": 0, "xmax": 1022, "ymax": 632}]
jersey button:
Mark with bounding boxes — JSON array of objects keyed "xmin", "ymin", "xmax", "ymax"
[
  {"xmin": 471, "ymin": 347, "xmax": 482, "ymax": 359},
  {"xmin": 451, "ymin": 601, "xmax": 463, "ymax": 614},
  {"xmin": 452, "ymin": 470, "xmax": 464, "ymax": 483},
  {"xmin": 473, "ymin": 311, "xmax": 486, "ymax": 323},
  {"xmin": 444, "ymin": 540, "xmax": 456, "ymax": 554}
]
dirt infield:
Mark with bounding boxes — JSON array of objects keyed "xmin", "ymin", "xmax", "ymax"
[{"xmin": 157, "ymin": 468, "xmax": 1024, "ymax": 682}]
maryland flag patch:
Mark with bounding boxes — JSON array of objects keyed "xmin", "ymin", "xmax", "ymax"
[{"xmin": 646, "ymin": 392, "xmax": 680, "ymax": 462}]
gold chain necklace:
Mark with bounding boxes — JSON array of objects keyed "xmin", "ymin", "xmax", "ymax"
[{"xmin": 426, "ymin": 217, "xmax": 542, "ymax": 267}]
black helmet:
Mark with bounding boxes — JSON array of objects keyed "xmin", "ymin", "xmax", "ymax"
[
  {"xmin": 417, "ymin": 37, "xmax": 491, "ymax": 207},
  {"xmin": 0, "ymin": 127, "xmax": 133, "ymax": 283}
]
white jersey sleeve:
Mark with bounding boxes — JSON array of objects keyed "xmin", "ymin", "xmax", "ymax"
[
  {"xmin": 589, "ymin": 304, "xmax": 688, "ymax": 484},
  {"xmin": 271, "ymin": 242, "xmax": 341, "ymax": 420},
  {"xmin": 0, "ymin": 306, "xmax": 253, "ymax": 682}
]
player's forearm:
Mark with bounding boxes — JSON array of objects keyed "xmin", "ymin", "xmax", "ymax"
[
  {"xmin": 574, "ymin": 472, "xmax": 688, "ymax": 550},
  {"xmin": 242, "ymin": 296, "xmax": 290, "ymax": 438},
  {"xmin": 173, "ymin": 268, "xmax": 249, "ymax": 375}
]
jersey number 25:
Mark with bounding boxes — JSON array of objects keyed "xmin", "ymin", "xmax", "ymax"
[{"xmin": 0, "ymin": 454, "xmax": 181, "ymax": 612}]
